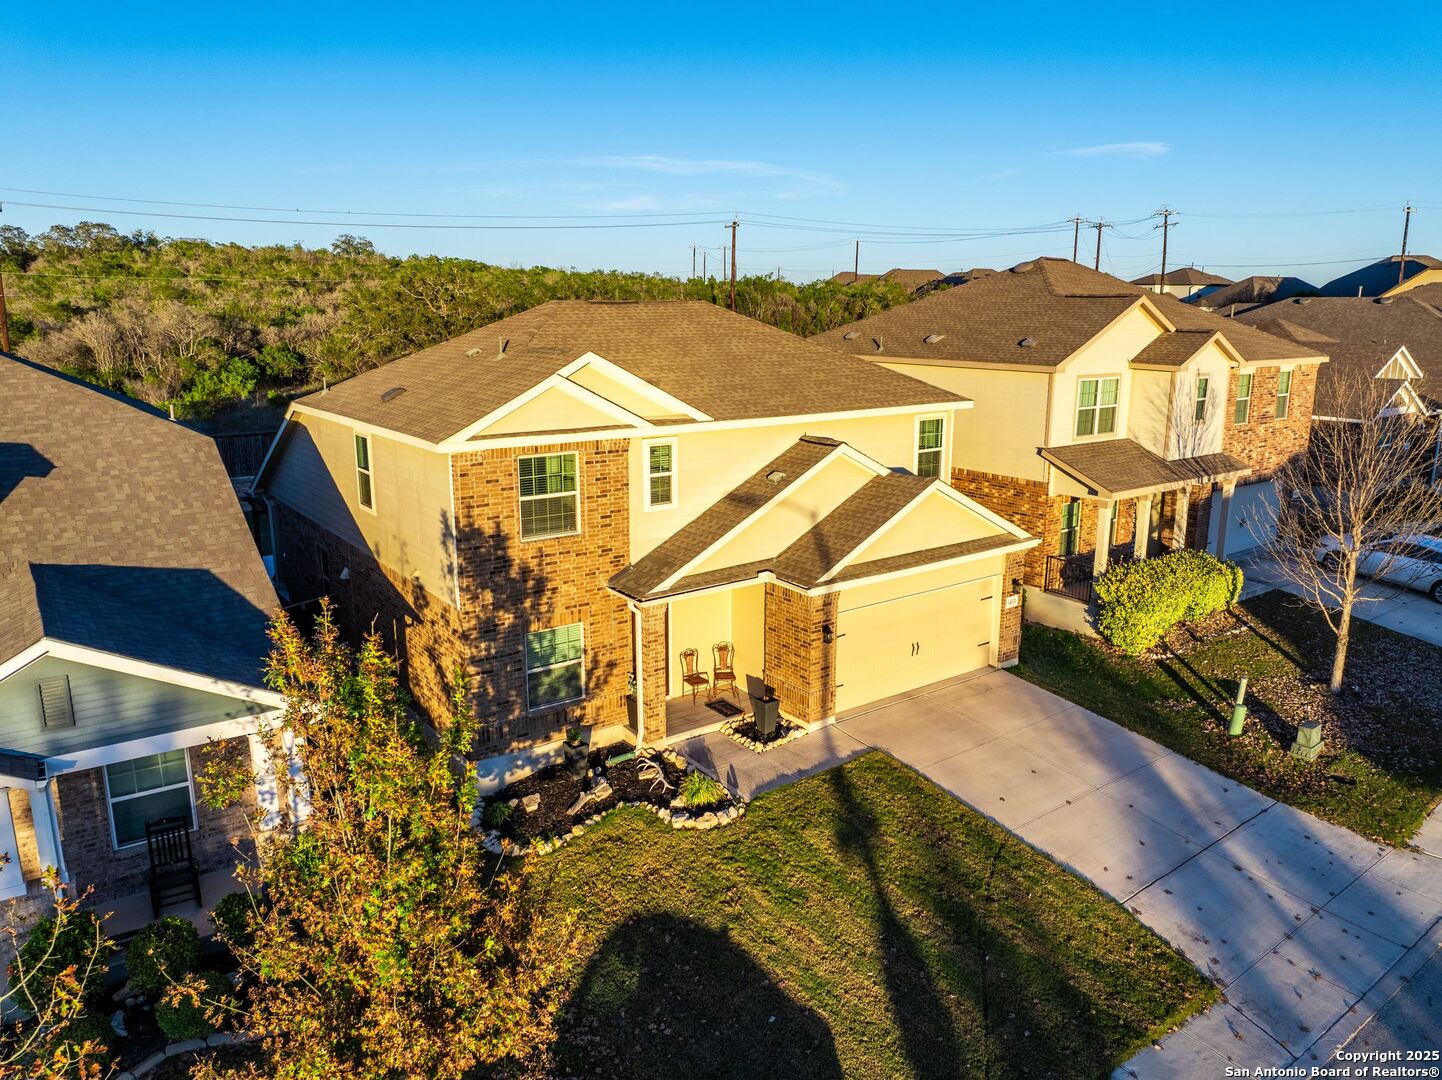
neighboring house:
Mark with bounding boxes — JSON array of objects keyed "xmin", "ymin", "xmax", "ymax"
[
  {"xmin": 1190, "ymin": 275, "xmax": 1318, "ymax": 314},
  {"xmin": 1230, "ymin": 293, "xmax": 1442, "ymax": 480},
  {"xmin": 0, "ymin": 354, "xmax": 289, "ymax": 930},
  {"xmin": 813, "ymin": 258, "xmax": 1326, "ymax": 630},
  {"xmin": 252, "ymin": 300, "xmax": 1036, "ymax": 782},
  {"xmin": 830, "ymin": 268, "xmax": 946, "ymax": 293},
  {"xmin": 1319, "ymin": 254, "xmax": 1442, "ymax": 298},
  {"xmin": 1130, "ymin": 267, "xmax": 1233, "ymax": 302}
]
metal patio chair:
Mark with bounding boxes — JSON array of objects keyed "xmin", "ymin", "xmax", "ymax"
[{"xmin": 680, "ymin": 648, "xmax": 711, "ymax": 704}]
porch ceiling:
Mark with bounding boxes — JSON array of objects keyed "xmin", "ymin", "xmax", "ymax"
[{"xmin": 1041, "ymin": 438, "xmax": 1250, "ymax": 500}]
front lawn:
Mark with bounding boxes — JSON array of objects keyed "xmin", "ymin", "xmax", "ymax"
[
  {"xmin": 1016, "ymin": 590, "xmax": 1442, "ymax": 846},
  {"xmin": 531, "ymin": 753, "xmax": 1214, "ymax": 1080}
]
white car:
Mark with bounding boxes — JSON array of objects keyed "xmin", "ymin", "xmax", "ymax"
[{"xmin": 1317, "ymin": 534, "xmax": 1442, "ymax": 603}]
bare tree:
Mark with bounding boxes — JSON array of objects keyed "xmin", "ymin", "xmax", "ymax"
[{"xmin": 1257, "ymin": 373, "xmax": 1442, "ymax": 693}]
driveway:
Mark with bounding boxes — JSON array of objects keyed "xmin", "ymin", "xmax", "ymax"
[
  {"xmin": 676, "ymin": 671, "xmax": 1442, "ymax": 1077},
  {"xmin": 1238, "ymin": 549, "xmax": 1442, "ymax": 648}
]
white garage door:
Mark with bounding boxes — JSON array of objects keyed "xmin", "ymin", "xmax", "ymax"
[{"xmin": 835, "ymin": 577, "xmax": 996, "ymax": 714}]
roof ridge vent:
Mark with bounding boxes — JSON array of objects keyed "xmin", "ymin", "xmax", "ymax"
[
  {"xmin": 923, "ymin": 333, "xmax": 945, "ymax": 344},
  {"xmin": 842, "ymin": 331, "xmax": 860, "ymax": 340},
  {"xmin": 1018, "ymin": 337, "xmax": 1038, "ymax": 347}
]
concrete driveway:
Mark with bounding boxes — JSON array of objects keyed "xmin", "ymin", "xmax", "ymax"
[
  {"xmin": 1239, "ymin": 550, "xmax": 1442, "ymax": 648},
  {"xmin": 676, "ymin": 670, "xmax": 1442, "ymax": 1077}
]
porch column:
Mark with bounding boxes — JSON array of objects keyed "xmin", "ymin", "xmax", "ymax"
[
  {"xmin": 1214, "ymin": 481, "xmax": 1237, "ymax": 559},
  {"xmin": 1092, "ymin": 500, "xmax": 1114, "ymax": 579},
  {"xmin": 28, "ymin": 781, "xmax": 67, "ymax": 885},
  {"xmin": 0, "ymin": 790, "xmax": 27, "ymax": 899},
  {"xmin": 282, "ymin": 730, "xmax": 311, "ymax": 826},
  {"xmin": 1134, "ymin": 495, "xmax": 1153, "ymax": 559},
  {"xmin": 248, "ymin": 730, "xmax": 283, "ymax": 831},
  {"xmin": 1172, "ymin": 487, "xmax": 1190, "ymax": 550}
]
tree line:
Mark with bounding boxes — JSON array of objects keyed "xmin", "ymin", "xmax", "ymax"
[{"xmin": 0, "ymin": 222, "xmax": 914, "ymax": 422}]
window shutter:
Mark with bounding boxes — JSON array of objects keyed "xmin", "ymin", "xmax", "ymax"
[{"xmin": 38, "ymin": 675, "xmax": 75, "ymax": 728}]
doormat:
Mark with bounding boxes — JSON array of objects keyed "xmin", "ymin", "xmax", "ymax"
[{"xmin": 704, "ymin": 699, "xmax": 745, "ymax": 718}]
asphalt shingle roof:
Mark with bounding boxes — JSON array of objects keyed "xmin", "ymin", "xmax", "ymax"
[
  {"xmin": 1320, "ymin": 255, "xmax": 1442, "ymax": 298},
  {"xmin": 301, "ymin": 300, "xmax": 962, "ymax": 442},
  {"xmin": 812, "ymin": 258, "xmax": 1321, "ymax": 368},
  {"xmin": 1041, "ymin": 439, "xmax": 1250, "ymax": 498},
  {"xmin": 1130, "ymin": 268, "xmax": 1233, "ymax": 287},
  {"xmin": 0, "ymin": 353, "xmax": 278, "ymax": 687}
]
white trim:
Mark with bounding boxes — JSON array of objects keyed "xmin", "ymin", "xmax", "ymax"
[
  {"xmin": 517, "ymin": 450, "xmax": 582, "ymax": 542},
  {"xmin": 0, "ymin": 640, "xmax": 50, "ymax": 684},
  {"xmin": 1052, "ymin": 298, "xmax": 1172, "ymax": 376},
  {"xmin": 102, "ymin": 747, "xmax": 197, "ymax": 850},
  {"xmin": 1233, "ymin": 371, "xmax": 1254, "ymax": 425},
  {"xmin": 286, "ymin": 403, "xmax": 439, "ymax": 452},
  {"xmin": 642, "ymin": 437, "xmax": 679, "ymax": 512},
  {"xmin": 1376, "ymin": 345, "xmax": 1423, "ymax": 382},
  {"xmin": 913, "ymin": 413, "xmax": 947, "ymax": 479},
  {"xmin": 442, "ymin": 375, "xmax": 651, "ymax": 448},
  {"xmin": 249, "ymin": 415, "xmax": 295, "ymax": 493},
  {"xmin": 523, "ymin": 622, "xmax": 586, "ymax": 714},
  {"xmin": 819, "ymin": 487, "xmax": 935, "ymax": 583},
  {"xmin": 38, "ymin": 641, "xmax": 284, "ymax": 708},
  {"xmin": 354, "ymin": 431, "xmax": 376, "ymax": 514},
  {"xmin": 1072, "ymin": 374, "xmax": 1122, "ymax": 440},
  {"xmin": 43, "ymin": 711, "xmax": 282, "ymax": 775},
  {"xmin": 559, "ymin": 352, "xmax": 712, "ymax": 421}
]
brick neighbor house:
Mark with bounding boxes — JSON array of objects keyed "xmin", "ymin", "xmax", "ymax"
[
  {"xmin": 252, "ymin": 300, "xmax": 1036, "ymax": 786},
  {"xmin": 813, "ymin": 258, "xmax": 1327, "ymax": 630},
  {"xmin": 0, "ymin": 353, "xmax": 292, "ymax": 932}
]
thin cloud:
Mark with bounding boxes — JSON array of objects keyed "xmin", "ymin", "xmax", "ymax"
[
  {"xmin": 577, "ymin": 154, "xmax": 843, "ymax": 192},
  {"xmin": 1057, "ymin": 141, "xmax": 1171, "ymax": 158}
]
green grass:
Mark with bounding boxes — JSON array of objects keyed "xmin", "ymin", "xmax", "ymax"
[
  {"xmin": 1015, "ymin": 591, "xmax": 1442, "ymax": 845},
  {"xmin": 532, "ymin": 753, "xmax": 1215, "ymax": 1080}
]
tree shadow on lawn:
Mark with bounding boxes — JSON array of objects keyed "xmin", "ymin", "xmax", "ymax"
[{"xmin": 553, "ymin": 912, "xmax": 842, "ymax": 1080}]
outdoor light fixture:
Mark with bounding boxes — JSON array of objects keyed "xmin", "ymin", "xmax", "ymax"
[{"xmin": 822, "ymin": 623, "xmax": 834, "ymax": 644}]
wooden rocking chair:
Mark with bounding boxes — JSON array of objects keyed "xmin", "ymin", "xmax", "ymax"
[
  {"xmin": 679, "ymin": 648, "xmax": 711, "ymax": 704},
  {"xmin": 145, "ymin": 816, "xmax": 201, "ymax": 919},
  {"xmin": 712, "ymin": 642, "xmax": 739, "ymax": 703}
]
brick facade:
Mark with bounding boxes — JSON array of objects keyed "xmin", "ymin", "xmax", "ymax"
[
  {"xmin": 996, "ymin": 551, "xmax": 1026, "ymax": 666},
  {"xmin": 54, "ymin": 739, "xmax": 257, "ymax": 909},
  {"xmin": 1223, "ymin": 364, "xmax": 1318, "ymax": 480},
  {"xmin": 638, "ymin": 604, "xmax": 668, "ymax": 741},
  {"xmin": 762, "ymin": 584, "xmax": 837, "ymax": 725}
]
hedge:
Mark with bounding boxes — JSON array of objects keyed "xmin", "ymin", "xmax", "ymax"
[{"xmin": 1093, "ymin": 549, "xmax": 1243, "ymax": 655}]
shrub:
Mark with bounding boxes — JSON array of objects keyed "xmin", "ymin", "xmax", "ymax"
[
  {"xmin": 211, "ymin": 891, "xmax": 262, "ymax": 950},
  {"xmin": 483, "ymin": 800, "xmax": 513, "ymax": 828},
  {"xmin": 679, "ymin": 771, "xmax": 727, "ymax": 809},
  {"xmin": 126, "ymin": 916, "xmax": 201, "ymax": 996},
  {"xmin": 1094, "ymin": 549, "xmax": 1243, "ymax": 655},
  {"xmin": 157, "ymin": 969, "xmax": 234, "ymax": 1041},
  {"xmin": 10, "ymin": 910, "xmax": 114, "ymax": 1009},
  {"xmin": 53, "ymin": 1011, "xmax": 118, "ymax": 1070}
]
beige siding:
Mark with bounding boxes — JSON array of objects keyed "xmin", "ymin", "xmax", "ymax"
[
  {"xmin": 879, "ymin": 363, "xmax": 1050, "ymax": 482},
  {"xmin": 1129, "ymin": 368, "xmax": 1174, "ymax": 457},
  {"xmin": 566, "ymin": 366, "xmax": 690, "ymax": 420},
  {"xmin": 0, "ymin": 656, "xmax": 269, "ymax": 757},
  {"xmin": 629, "ymin": 411, "xmax": 951, "ymax": 562},
  {"xmin": 1167, "ymin": 345, "xmax": 1232, "ymax": 457},
  {"xmin": 666, "ymin": 584, "xmax": 765, "ymax": 698},
  {"xmin": 269, "ymin": 412, "xmax": 455, "ymax": 599},
  {"xmin": 479, "ymin": 386, "xmax": 628, "ymax": 436},
  {"xmin": 1048, "ymin": 305, "xmax": 1165, "ymax": 448},
  {"xmin": 844, "ymin": 492, "xmax": 997, "ymax": 566}
]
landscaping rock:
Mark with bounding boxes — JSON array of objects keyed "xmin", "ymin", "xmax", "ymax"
[
  {"xmin": 696, "ymin": 812, "xmax": 719, "ymax": 830},
  {"xmin": 521, "ymin": 793, "xmax": 541, "ymax": 813},
  {"xmin": 110, "ymin": 1009, "xmax": 127, "ymax": 1037}
]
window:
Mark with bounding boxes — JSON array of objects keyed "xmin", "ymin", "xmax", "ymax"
[
  {"xmin": 354, "ymin": 434, "xmax": 374, "ymax": 511},
  {"xmin": 1108, "ymin": 504, "xmax": 1122, "ymax": 549},
  {"xmin": 1074, "ymin": 378, "xmax": 1119, "ymax": 437},
  {"xmin": 525, "ymin": 624, "xmax": 584, "ymax": 710},
  {"xmin": 1275, "ymin": 370, "xmax": 1293, "ymax": 420},
  {"xmin": 916, "ymin": 416, "xmax": 945, "ymax": 478},
  {"xmin": 1234, "ymin": 373, "xmax": 1253, "ymax": 425},
  {"xmin": 1193, "ymin": 377, "xmax": 1210, "ymax": 422},
  {"xmin": 644, "ymin": 440, "xmax": 676, "ymax": 509},
  {"xmin": 1059, "ymin": 499, "xmax": 1081, "ymax": 556},
  {"xmin": 105, "ymin": 750, "xmax": 195, "ymax": 848},
  {"xmin": 518, "ymin": 452, "xmax": 579, "ymax": 539}
]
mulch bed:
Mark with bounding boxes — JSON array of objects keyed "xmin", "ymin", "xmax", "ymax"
[
  {"xmin": 145, "ymin": 1041, "xmax": 266, "ymax": 1079},
  {"xmin": 488, "ymin": 745, "xmax": 688, "ymax": 845}
]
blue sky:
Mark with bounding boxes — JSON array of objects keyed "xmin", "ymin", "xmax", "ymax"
[{"xmin": 6, "ymin": 2, "xmax": 1440, "ymax": 283}]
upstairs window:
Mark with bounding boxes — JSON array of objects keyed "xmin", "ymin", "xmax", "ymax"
[
  {"xmin": 1075, "ymin": 378, "xmax": 1119, "ymax": 437},
  {"xmin": 1193, "ymin": 377, "xmax": 1210, "ymax": 422},
  {"xmin": 1234, "ymin": 373, "xmax": 1253, "ymax": 424},
  {"xmin": 105, "ymin": 750, "xmax": 195, "ymax": 848},
  {"xmin": 644, "ymin": 439, "xmax": 676, "ymax": 509},
  {"xmin": 1275, "ymin": 370, "xmax": 1293, "ymax": 420},
  {"xmin": 1059, "ymin": 498, "xmax": 1081, "ymax": 556},
  {"xmin": 519, "ymin": 452, "xmax": 579, "ymax": 539},
  {"xmin": 354, "ymin": 434, "xmax": 374, "ymax": 511},
  {"xmin": 525, "ymin": 623, "xmax": 584, "ymax": 711},
  {"xmin": 916, "ymin": 417, "xmax": 945, "ymax": 478}
]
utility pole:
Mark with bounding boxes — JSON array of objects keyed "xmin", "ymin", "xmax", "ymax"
[
  {"xmin": 702, "ymin": 250, "xmax": 707, "ymax": 279},
  {"xmin": 1154, "ymin": 206, "xmax": 1178, "ymax": 291},
  {"xmin": 1071, "ymin": 216, "xmax": 1084, "ymax": 263},
  {"xmin": 854, "ymin": 239, "xmax": 860, "ymax": 280},
  {"xmin": 1092, "ymin": 219, "xmax": 1105, "ymax": 271},
  {"xmin": 729, "ymin": 217, "xmax": 739, "ymax": 312},
  {"xmin": 1399, "ymin": 203, "xmax": 1417, "ymax": 286},
  {"xmin": 0, "ymin": 268, "xmax": 9, "ymax": 353},
  {"xmin": 691, "ymin": 245, "xmax": 696, "ymax": 279}
]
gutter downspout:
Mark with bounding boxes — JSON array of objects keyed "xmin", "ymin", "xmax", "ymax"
[{"xmin": 627, "ymin": 599, "xmax": 645, "ymax": 747}]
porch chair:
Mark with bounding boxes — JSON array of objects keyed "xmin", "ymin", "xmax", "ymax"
[
  {"xmin": 712, "ymin": 642, "xmax": 739, "ymax": 703},
  {"xmin": 679, "ymin": 648, "xmax": 711, "ymax": 704},
  {"xmin": 144, "ymin": 815, "xmax": 201, "ymax": 919}
]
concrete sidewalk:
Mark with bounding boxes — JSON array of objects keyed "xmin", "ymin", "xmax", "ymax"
[{"xmin": 677, "ymin": 670, "xmax": 1442, "ymax": 1077}]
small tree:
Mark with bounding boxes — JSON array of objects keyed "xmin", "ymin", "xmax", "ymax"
[
  {"xmin": 0, "ymin": 874, "xmax": 116, "ymax": 1080},
  {"xmin": 1258, "ymin": 374, "xmax": 1442, "ymax": 693},
  {"xmin": 192, "ymin": 604, "xmax": 574, "ymax": 1079}
]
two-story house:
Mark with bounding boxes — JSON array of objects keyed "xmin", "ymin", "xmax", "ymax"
[
  {"xmin": 1, "ymin": 353, "xmax": 291, "ymax": 932},
  {"xmin": 252, "ymin": 301, "xmax": 1036, "ymax": 783},
  {"xmin": 813, "ymin": 259, "xmax": 1326, "ymax": 629}
]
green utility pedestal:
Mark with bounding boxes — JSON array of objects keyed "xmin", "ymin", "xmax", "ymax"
[
  {"xmin": 1289, "ymin": 720, "xmax": 1323, "ymax": 762},
  {"xmin": 1229, "ymin": 677, "xmax": 1248, "ymax": 736}
]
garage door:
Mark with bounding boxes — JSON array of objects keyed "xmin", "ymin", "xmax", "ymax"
[{"xmin": 835, "ymin": 577, "xmax": 996, "ymax": 714}]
